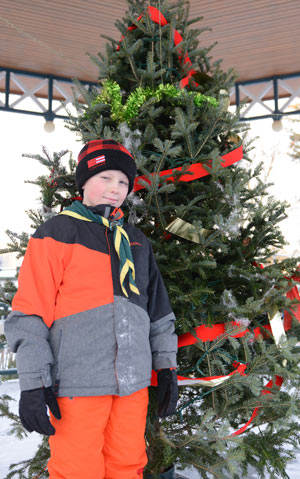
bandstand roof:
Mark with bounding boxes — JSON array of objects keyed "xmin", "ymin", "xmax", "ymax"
[{"xmin": 1, "ymin": 0, "xmax": 299, "ymax": 84}]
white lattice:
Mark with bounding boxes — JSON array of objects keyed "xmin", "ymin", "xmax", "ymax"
[
  {"xmin": 1, "ymin": 68, "xmax": 300, "ymax": 121},
  {"xmin": 52, "ymin": 79, "xmax": 74, "ymax": 114},
  {"xmin": 239, "ymin": 82, "xmax": 274, "ymax": 118},
  {"xmin": 0, "ymin": 71, "xmax": 6, "ymax": 107},
  {"xmin": 278, "ymin": 79, "xmax": 300, "ymax": 113},
  {"xmin": 9, "ymin": 73, "xmax": 48, "ymax": 112}
]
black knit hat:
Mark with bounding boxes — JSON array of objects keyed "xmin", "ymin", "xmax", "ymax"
[{"xmin": 76, "ymin": 139, "xmax": 137, "ymax": 196}]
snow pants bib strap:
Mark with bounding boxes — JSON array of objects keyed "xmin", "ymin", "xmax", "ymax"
[{"xmin": 48, "ymin": 388, "xmax": 149, "ymax": 479}]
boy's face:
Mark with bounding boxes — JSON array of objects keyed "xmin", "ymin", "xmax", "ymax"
[{"xmin": 82, "ymin": 169, "xmax": 129, "ymax": 208}]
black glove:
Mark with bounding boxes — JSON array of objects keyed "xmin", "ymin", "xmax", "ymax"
[
  {"xmin": 157, "ymin": 369, "xmax": 178, "ymax": 418},
  {"xmin": 19, "ymin": 387, "xmax": 61, "ymax": 436}
]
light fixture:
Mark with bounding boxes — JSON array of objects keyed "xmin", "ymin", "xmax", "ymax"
[
  {"xmin": 272, "ymin": 115, "xmax": 283, "ymax": 132},
  {"xmin": 43, "ymin": 112, "xmax": 56, "ymax": 133},
  {"xmin": 44, "ymin": 120, "xmax": 55, "ymax": 133}
]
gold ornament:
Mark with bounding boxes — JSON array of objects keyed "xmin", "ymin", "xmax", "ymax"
[{"xmin": 165, "ymin": 217, "xmax": 211, "ymax": 243}]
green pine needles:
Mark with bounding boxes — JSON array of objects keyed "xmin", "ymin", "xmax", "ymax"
[{"xmin": 2, "ymin": 1, "xmax": 300, "ymax": 478}]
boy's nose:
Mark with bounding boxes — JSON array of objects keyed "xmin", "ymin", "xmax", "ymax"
[{"xmin": 109, "ymin": 181, "xmax": 119, "ymax": 192}]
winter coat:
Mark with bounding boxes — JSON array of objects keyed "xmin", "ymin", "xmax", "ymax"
[{"xmin": 4, "ymin": 204, "xmax": 177, "ymax": 397}]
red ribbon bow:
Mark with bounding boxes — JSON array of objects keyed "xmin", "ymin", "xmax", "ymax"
[{"xmin": 117, "ymin": 5, "xmax": 197, "ymax": 88}]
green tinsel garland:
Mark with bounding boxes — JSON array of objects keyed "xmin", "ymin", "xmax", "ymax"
[{"xmin": 90, "ymin": 79, "xmax": 218, "ymax": 124}]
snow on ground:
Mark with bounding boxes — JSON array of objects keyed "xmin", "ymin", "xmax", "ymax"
[
  {"xmin": 0, "ymin": 379, "xmax": 41, "ymax": 479},
  {"xmin": 1, "ymin": 379, "xmax": 300, "ymax": 479}
]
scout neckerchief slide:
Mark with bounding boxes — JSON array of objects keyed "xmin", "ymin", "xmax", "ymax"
[{"xmin": 60, "ymin": 201, "xmax": 140, "ymax": 297}]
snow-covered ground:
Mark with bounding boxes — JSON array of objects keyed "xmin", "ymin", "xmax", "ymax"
[
  {"xmin": 1, "ymin": 379, "xmax": 300, "ymax": 479},
  {"xmin": 0, "ymin": 379, "xmax": 41, "ymax": 479}
]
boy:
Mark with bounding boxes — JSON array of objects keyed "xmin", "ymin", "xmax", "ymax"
[{"xmin": 4, "ymin": 139, "xmax": 178, "ymax": 479}]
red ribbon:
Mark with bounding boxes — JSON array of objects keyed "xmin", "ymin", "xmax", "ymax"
[
  {"xmin": 284, "ymin": 285, "xmax": 300, "ymax": 329},
  {"xmin": 230, "ymin": 375, "xmax": 284, "ymax": 436},
  {"xmin": 117, "ymin": 5, "xmax": 197, "ymax": 88},
  {"xmin": 151, "ymin": 316, "xmax": 284, "ymax": 436},
  {"xmin": 178, "ymin": 321, "xmax": 272, "ymax": 348},
  {"xmin": 134, "ymin": 144, "xmax": 243, "ymax": 192},
  {"xmin": 284, "ymin": 270, "xmax": 300, "ymax": 329},
  {"xmin": 151, "ymin": 361, "xmax": 247, "ymax": 388},
  {"xmin": 176, "ymin": 362, "xmax": 248, "ymax": 385},
  {"xmin": 117, "ymin": 5, "xmax": 243, "ymax": 192},
  {"xmin": 117, "ymin": 4, "xmax": 299, "ymax": 436},
  {"xmin": 150, "ymin": 317, "xmax": 285, "ymax": 436},
  {"xmin": 151, "ymin": 284, "xmax": 299, "ymax": 434}
]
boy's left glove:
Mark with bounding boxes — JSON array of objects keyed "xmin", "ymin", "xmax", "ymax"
[{"xmin": 157, "ymin": 368, "xmax": 178, "ymax": 418}]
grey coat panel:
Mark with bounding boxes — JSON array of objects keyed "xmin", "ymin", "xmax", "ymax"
[{"xmin": 5, "ymin": 298, "xmax": 177, "ymax": 397}]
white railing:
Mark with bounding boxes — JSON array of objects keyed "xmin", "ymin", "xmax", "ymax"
[{"xmin": 0, "ymin": 347, "xmax": 16, "ymax": 371}]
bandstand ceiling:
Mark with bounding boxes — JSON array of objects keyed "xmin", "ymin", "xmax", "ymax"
[{"xmin": 0, "ymin": 0, "xmax": 299, "ymax": 88}]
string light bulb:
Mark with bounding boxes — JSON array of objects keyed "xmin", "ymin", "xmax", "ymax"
[
  {"xmin": 44, "ymin": 112, "xmax": 55, "ymax": 133},
  {"xmin": 44, "ymin": 120, "xmax": 55, "ymax": 133},
  {"xmin": 272, "ymin": 116, "xmax": 283, "ymax": 132}
]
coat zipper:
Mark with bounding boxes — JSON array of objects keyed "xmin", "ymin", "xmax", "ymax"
[{"xmin": 105, "ymin": 227, "xmax": 120, "ymax": 394}]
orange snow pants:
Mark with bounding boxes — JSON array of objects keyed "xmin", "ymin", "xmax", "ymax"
[{"xmin": 48, "ymin": 388, "xmax": 149, "ymax": 479}]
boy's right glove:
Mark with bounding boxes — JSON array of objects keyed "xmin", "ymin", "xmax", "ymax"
[
  {"xmin": 157, "ymin": 368, "xmax": 178, "ymax": 418},
  {"xmin": 19, "ymin": 387, "xmax": 61, "ymax": 436}
]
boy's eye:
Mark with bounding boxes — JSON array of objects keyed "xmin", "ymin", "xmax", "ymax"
[{"xmin": 120, "ymin": 180, "xmax": 129, "ymax": 186}]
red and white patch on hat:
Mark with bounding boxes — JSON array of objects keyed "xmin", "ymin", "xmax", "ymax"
[{"xmin": 87, "ymin": 155, "xmax": 106, "ymax": 169}]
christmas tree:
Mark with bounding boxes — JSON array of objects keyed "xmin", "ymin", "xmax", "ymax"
[{"xmin": 2, "ymin": 1, "xmax": 300, "ymax": 478}]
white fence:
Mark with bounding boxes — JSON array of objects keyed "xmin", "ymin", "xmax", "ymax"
[
  {"xmin": 0, "ymin": 346, "xmax": 15, "ymax": 371},
  {"xmin": 0, "ymin": 319, "xmax": 16, "ymax": 372}
]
